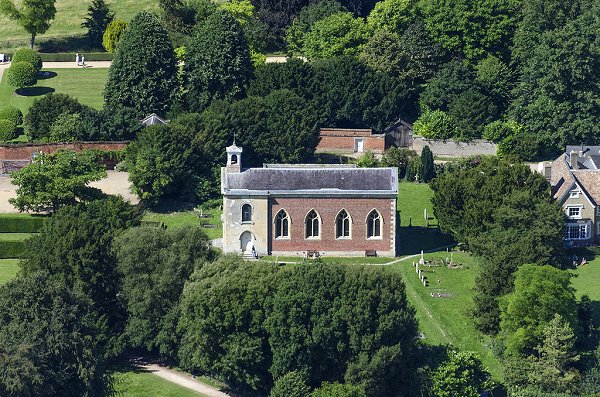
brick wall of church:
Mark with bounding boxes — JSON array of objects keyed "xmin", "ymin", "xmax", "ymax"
[{"xmin": 269, "ymin": 197, "xmax": 396, "ymax": 256}]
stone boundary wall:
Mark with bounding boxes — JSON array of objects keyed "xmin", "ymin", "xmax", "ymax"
[
  {"xmin": 411, "ymin": 136, "xmax": 497, "ymax": 157},
  {"xmin": 0, "ymin": 141, "xmax": 129, "ymax": 161}
]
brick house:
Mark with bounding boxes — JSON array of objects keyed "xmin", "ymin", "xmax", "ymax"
[
  {"xmin": 221, "ymin": 144, "xmax": 398, "ymax": 257},
  {"xmin": 545, "ymin": 146, "xmax": 600, "ymax": 246},
  {"xmin": 315, "ymin": 128, "xmax": 391, "ymax": 155}
]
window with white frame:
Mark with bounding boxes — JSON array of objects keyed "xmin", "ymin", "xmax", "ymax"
[
  {"xmin": 305, "ymin": 209, "xmax": 320, "ymax": 238},
  {"xmin": 567, "ymin": 206, "xmax": 582, "ymax": 219},
  {"xmin": 241, "ymin": 203, "xmax": 252, "ymax": 223},
  {"xmin": 367, "ymin": 210, "xmax": 382, "ymax": 238},
  {"xmin": 274, "ymin": 210, "xmax": 289, "ymax": 239},
  {"xmin": 565, "ymin": 224, "xmax": 588, "ymax": 240},
  {"xmin": 336, "ymin": 209, "xmax": 351, "ymax": 239},
  {"xmin": 569, "ymin": 189, "xmax": 580, "ymax": 198}
]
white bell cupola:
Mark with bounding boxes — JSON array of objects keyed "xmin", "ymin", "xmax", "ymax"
[{"xmin": 226, "ymin": 142, "xmax": 243, "ymax": 173}]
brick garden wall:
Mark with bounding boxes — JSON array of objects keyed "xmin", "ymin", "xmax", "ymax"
[
  {"xmin": 0, "ymin": 142, "xmax": 129, "ymax": 160},
  {"xmin": 269, "ymin": 197, "xmax": 396, "ymax": 256}
]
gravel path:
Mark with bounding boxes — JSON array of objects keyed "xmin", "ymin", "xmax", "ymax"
[{"xmin": 140, "ymin": 363, "xmax": 231, "ymax": 397}]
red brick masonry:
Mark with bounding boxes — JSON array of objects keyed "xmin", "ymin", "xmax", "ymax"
[
  {"xmin": 316, "ymin": 128, "xmax": 387, "ymax": 154},
  {"xmin": 270, "ymin": 197, "xmax": 395, "ymax": 254},
  {"xmin": 0, "ymin": 141, "xmax": 129, "ymax": 160}
]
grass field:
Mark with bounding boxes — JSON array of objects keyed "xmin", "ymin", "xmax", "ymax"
[
  {"xmin": 113, "ymin": 368, "xmax": 206, "ymax": 397},
  {"xmin": 0, "ymin": 0, "xmax": 158, "ymax": 50},
  {"xmin": 0, "ymin": 68, "xmax": 108, "ymax": 114},
  {"xmin": 0, "ymin": 259, "xmax": 19, "ymax": 284},
  {"xmin": 143, "ymin": 207, "xmax": 223, "ymax": 240}
]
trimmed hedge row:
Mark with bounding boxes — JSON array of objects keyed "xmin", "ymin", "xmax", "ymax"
[
  {"xmin": 3, "ymin": 52, "xmax": 113, "ymax": 62},
  {"xmin": 0, "ymin": 240, "xmax": 25, "ymax": 258},
  {"xmin": 0, "ymin": 216, "xmax": 47, "ymax": 233}
]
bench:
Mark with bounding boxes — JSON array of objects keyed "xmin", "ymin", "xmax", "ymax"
[{"xmin": 365, "ymin": 250, "xmax": 378, "ymax": 257}]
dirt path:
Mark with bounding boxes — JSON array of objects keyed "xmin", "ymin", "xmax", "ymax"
[{"xmin": 140, "ymin": 363, "xmax": 231, "ymax": 397}]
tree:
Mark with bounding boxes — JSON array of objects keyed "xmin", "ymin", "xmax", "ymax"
[
  {"xmin": 526, "ymin": 314, "xmax": 581, "ymax": 394},
  {"xmin": 405, "ymin": 155, "xmax": 421, "ymax": 182},
  {"xmin": 500, "ymin": 265, "xmax": 579, "ymax": 358},
  {"xmin": 412, "ymin": 108, "xmax": 457, "ymax": 140},
  {"xmin": 104, "ymin": 11, "xmax": 178, "ymax": 117},
  {"xmin": 312, "ymin": 382, "xmax": 366, "ymax": 397},
  {"xmin": 102, "ymin": 19, "xmax": 127, "ymax": 53},
  {"xmin": 420, "ymin": 145, "xmax": 435, "ymax": 182},
  {"xmin": 0, "ymin": 0, "xmax": 57, "ymax": 48},
  {"xmin": 380, "ymin": 146, "xmax": 417, "ymax": 179},
  {"xmin": 285, "ymin": 0, "xmax": 346, "ymax": 54},
  {"xmin": 356, "ymin": 151, "xmax": 379, "ymax": 168},
  {"xmin": 431, "ymin": 351, "xmax": 495, "ymax": 397},
  {"xmin": 302, "ymin": 12, "xmax": 366, "ymax": 59},
  {"xmin": 0, "ymin": 119, "xmax": 17, "ymax": 142},
  {"xmin": 6, "ymin": 61, "xmax": 37, "ymax": 93},
  {"xmin": 0, "ymin": 105, "xmax": 23, "ymax": 126},
  {"xmin": 420, "ymin": 60, "xmax": 477, "ymax": 112},
  {"xmin": 269, "ymin": 372, "xmax": 311, "ymax": 397},
  {"xmin": 115, "ymin": 226, "xmax": 216, "ymax": 358},
  {"xmin": 9, "ymin": 150, "xmax": 106, "ymax": 213},
  {"xmin": 366, "ymin": 0, "xmax": 416, "ymax": 34},
  {"xmin": 25, "ymin": 93, "xmax": 85, "ymax": 140},
  {"xmin": 48, "ymin": 112, "xmax": 83, "ymax": 142},
  {"xmin": 184, "ymin": 10, "xmax": 252, "ymax": 112},
  {"xmin": 218, "ymin": 0, "xmax": 269, "ymax": 60},
  {"xmin": 82, "ymin": 0, "xmax": 114, "ymax": 47},
  {"xmin": 0, "ymin": 272, "xmax": 113, "ymax": 396},
  {"xmin": 21, "ymin": 197, "xmax": 141, "ymax": 353},
  {"xmin": 447, "ymin": 89, "xmax": 499, "ymax": 140},
  {"xmin": 417, "ymin": 0, "xmax": 519, "ymax": 61},
  {"xmin": 11, "ymin": 48, "xmax": 42, "ymax": 72}
]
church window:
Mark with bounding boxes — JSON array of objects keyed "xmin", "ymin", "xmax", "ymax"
[
  {"xmin": 336, "ymin": 209, "xmax": 351, "ymax": 238},
  {"xmin": 305, "ymin": 209, "xmax": 320, "ymax": 238},
  {"xmin": 242, "ymin": 203, "xmax": 252, "ymax": 222},
  {"xmin": 367, "ymin": 210, "xmax": 382, "ymax": 238},
  {"xmin": 275, "ymin": 210, "xmax": 289, "ymax": 238}
]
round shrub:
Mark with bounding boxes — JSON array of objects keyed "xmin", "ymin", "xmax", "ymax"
[
  {"xmin": 0, "ymin": 106, "xmax": 23, "ymax": 126},
  {"xmin": 12, "ymin": 48, "xmax": 43, "ymax": 73},
  {"xmin": 0, "ymin": 119, "xmax": 17, "ymax": 142},
  {"xmin": 6, "ymin": 61, "xmax": 38, "ymax": 90},
  {"xmin": 102, "ymin": 19, "xmax": 127, "ymax": 53},
  {"xmin": 49, "ymin": 113, "xmax": 83, "ymax": 142}
]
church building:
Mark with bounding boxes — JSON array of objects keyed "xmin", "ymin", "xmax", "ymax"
[{"xmin": 221, "ymin": 144, "xmax": 398, "ymax": 257}]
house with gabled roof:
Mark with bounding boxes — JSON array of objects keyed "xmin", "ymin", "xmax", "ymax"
[{"xmin": 544, "ymin": 146, "xmax": 600, "ymax": 246}]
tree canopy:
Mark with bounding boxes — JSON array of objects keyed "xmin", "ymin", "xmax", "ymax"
[{"xmin": 0, "ymin": 0, "xmax": 56, "ymax": 48}]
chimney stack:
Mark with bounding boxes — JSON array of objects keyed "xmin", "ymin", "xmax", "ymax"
[{"xmin": 570, "ymin": 150, "xmax": 579, "ymax": 170}]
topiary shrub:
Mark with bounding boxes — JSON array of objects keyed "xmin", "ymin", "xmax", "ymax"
[
  {"xmin": 102, "ymin": 19, "xmax": 127, "ymax": 53},
  {"xmin": 0, "ymin": 106, "xmax": 23, "ymax": 126},
  {"xmin": 12, "ymin": 48, "xmax": 43, "ymax": 73},
  {"xmin": 7, "ymin": 61, "xmax": 38, "ymax": 92},
  {"xmin": 25, "ymin": 93, "xmax": 84, "ymax": 141},
  {"xmin": 0, "ymin": 119, "xmax": 17, "ymax": 142}
]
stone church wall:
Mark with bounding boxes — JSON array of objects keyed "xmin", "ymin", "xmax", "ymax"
[{"xmin": 222, "ymin": 196, "xmax": 270, "ymax": 255}]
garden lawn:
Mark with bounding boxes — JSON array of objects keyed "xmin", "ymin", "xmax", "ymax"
[
  {"xmin": 0, "ymin": 259, "xmax": 19, "ymax": 284},
  {"xmin": 0, "ymin": 0, "xmax": 158, "ymax": 48},
  {"xmin": 113, "ymin": 369, "xmax": 206, "ymax": 397},
  {"xmin": 143, "ymin": 208, "xmax": 223, "ymax": 240},
  {"xmin": 391, "ymin": 251, "xmax": 502, "ymax": 379},
  {"xmin": 0, "ymin": 68, "xmax": 108, "ymax": 114},
  {"xmin": 569, "ymin": 247, "xmax": 600, "ymax": 326},
  {"xmin": 0, "ymin": 233, "xmax": 32, "ymax": 241}
]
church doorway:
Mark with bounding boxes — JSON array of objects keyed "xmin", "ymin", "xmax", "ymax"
[{"xmin": 240, "ymin": 231, "xmax": 253, "ymax": 252}]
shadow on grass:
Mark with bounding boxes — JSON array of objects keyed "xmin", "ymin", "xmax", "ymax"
[
  {"xmin": 398, "ymin": 226, "xmax": 455, "ymax": 256},
  {"xmin": 16, "ymin": 87, "xmax": 55, "ymax": 96},
  {"xmin": 566, "ymin": 246, "xmax": 600, "ymax": 265},
  {"xmin": 37, "ymin": 71, "xmax": 57, "ymax": 80},
  {"xmin": 38, "ymin": 35, "xmax": 102, "ymax": 53},
  {"xmin": 147, "ymin": 199, "xmax": 199, "ymax": 214}
]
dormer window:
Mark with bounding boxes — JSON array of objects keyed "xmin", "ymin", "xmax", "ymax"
[{"xmin": 569, "ymin": 189, "xmax": 580, "ymax": 198}]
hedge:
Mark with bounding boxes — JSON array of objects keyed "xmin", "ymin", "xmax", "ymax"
[
  {"xmin": 4, "ymin": 52, "xmax": 113, "ymax": 62},
  {"xmin": 0, "ymin": 240, "xmax": 26, "ymax": 258},
  {"xmin": 0, "ymin": 216, "xmax": 47, "ymax": 233}
]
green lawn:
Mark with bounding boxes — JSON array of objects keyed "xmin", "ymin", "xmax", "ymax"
[
  {"xmin": 391, "ymin": 251, "xmax": 502, "ymax": 378},
  {"xmin": 0, "ymin": 68, "xmax": 108, "ymax": 114},
  {"xmin": 113, "ymin": 369, "xmax": 206, "ymax": 397},
  {"xmin": 569, "ymin": 247, "xmax": 600, "ymax": 326},
  {"xmin": 0, "ymin": 0, "xmax": 157, "ymax": 49},
  {"xmin": 0, "ymin": 259, "xmax": 19, "ymax": 284},
  {"xmin": 0, "ymin": 233, "xmax": 33, "ymax": 241},
  {"xmin": 143, "ymin": 208, "xmax": 223, "ymax": 240}
]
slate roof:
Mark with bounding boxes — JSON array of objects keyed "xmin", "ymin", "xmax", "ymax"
[
  {"xmin": 550, "ymin": 153, "xmax": 600, "ymax": 205},
  {"xmin": 223, "ymin": 167, "xmax": 397, "ymax": 196},
  {"xmin": 140, "ymin": 113, "xmax": 168, "ymax": 126}
]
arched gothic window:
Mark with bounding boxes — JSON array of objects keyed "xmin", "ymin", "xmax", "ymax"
[
  {"xmin": 336, "ymin": 209, "xmax": 351, "ymax": 238},
  {"xmin": 367, "ymin": 210, "xmax": 382, "ymax": 238},
  {"xmin": 275, "ymin": 210, "xmax": 290, "ymax": 238},
  {"xmin": 242, "ymin": 203, "xmax": 252, "ymax": 222},
  {"xmin": 305, "ymin": 209, "xmax": 320, "ymax": 238}
]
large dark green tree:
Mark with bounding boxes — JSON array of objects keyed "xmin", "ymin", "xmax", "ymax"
[
  {"xmin": 184, "ymin": 10, "xmax": 253, "ymax": 112},
  {"xmin": 115, "ymin": 226, "xmax": 216, "ymax": 358},
  {"xmin": 0, "ymin": 272, "xmax": 112, "ymax": 397},
  {"xmin": 285, "ymin": 0, "xmax": 346, "ymax": 54},
  {"xmin": 104, "ymin": 11, "xmax": 178, "ymax": 117},
  {"xmin": 81, "ymin": 0, "xmax": 114, "ymax": 47},
  {"xmin": 0, "ymin": 0, "xmax": 56, "ymax": 48},
  {"xmin": 21, "ymin": 197, "xmax": 141, "ymax": 353},
  {"xmin": 24, "ymin": 93, "xmax": 85, "ymax": 140},
  {"xmin": 420, "ymin": 145, "xmax": 435, "ymax": 182}
]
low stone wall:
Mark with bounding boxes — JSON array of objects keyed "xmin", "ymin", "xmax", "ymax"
[
  {"xmin": 0, "ymin": 141, "xmax": 128, "ymax": 161},
  {"xmin": 411, "ymin": 136, "xmax": 497, "ymax": 157}
]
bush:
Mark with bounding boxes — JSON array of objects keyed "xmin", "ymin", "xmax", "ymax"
[
  {"xmin": 49, "ymin": 113, "xmax": 83, "ymax": 142},
  {"xmin": 102, "ymin": 19, "xmax": 127, "ymax": 53},
  {"xmin": 0, "ymin": 106, "xmax": 23, "ymax": 126},
  {"xmin": 25, "ymin": 93, "xmax": 84, "ymax": 141},
  {"xmin": 0, "ymin": 240, "xmax": 26, "ymax": 258},
  {"xmin": 413, "ymin": 108, "xmax": 457, "ymax": 140},
  {"xmin": 0, "ymin": 119, "xmax": 17, "ymax": 141},
  {"xmin": 6, "ymin": 62, "xmax": 38, "ymax": 90},
  {"xmin": 270, "ymin": 372, "xmax": 310, "ymax": 397},
  {"xmin": 0, "ymin": 215, "xmax": 47, "ymax": 233},
  {"xmin": 12, "ymin": 48, "xmax": 43, "ymax": 72}
]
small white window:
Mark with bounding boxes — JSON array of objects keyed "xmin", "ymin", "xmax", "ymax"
[
  {"xmin": 567, "ymin": 206, "xmax": 582, "ymax": 219},
  {"xmin": 565, "ymin": 224, "xmax": 588, "ymax": 240},
  {"xmin": 305, "ymin": 210, "xmax": 320, "ymax": 239},
  {"xmin": 367, "ymin": 210, "xmax": 382, "ymax": 239},
  {"xmin": 569, "ymin": 189, "xmax": 580, "ymax": 198}
]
